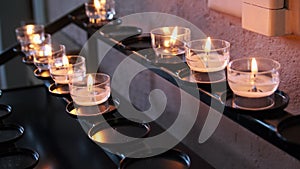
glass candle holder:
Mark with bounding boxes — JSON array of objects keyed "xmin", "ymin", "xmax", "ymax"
[
  {"xmin": 15, "ymin": 24, "xmax": 45, "ymax": 62},
  {"xmin": 69, "ymin": 73, "xmax": 111, "ymax": 106},
  {"xmin": 227, "ymin": 57, "xmax": 281, "ymax": 110},
  {"xmin": 150, "ymin": 26, "xmax": 191, "ymax": 64},
  {"xmin": 49, "ymin": 55, "xmax": 86, "ymax": 85},
  {"xmin": 85, "ymin": 0, "xmax": 116, "ymax": 24},
  {"xmin": 184, "ymin": 38, "xmax": 230, "ymax": 83},
  {"xmin": 33, "ymin": 34, "xmax": 52, "ymax": 71},
  {"xmin": 186, "ymin": 38, "xmax": 230, "ymax": 72}
]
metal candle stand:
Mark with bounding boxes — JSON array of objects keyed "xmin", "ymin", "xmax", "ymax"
[{"xmin": 0, "ymin": 100, "xmax": 39, "ymax": 168}]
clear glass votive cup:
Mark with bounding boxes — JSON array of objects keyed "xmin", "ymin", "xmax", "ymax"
[
  {"xmin": 227, "ymin": 57, "xmax": 281, "ymax": 110},
  {"xmin": 49, "ymin": 55, "xmax": 86, "ymax": 85},
  {"xmin": 33, "ymin": 34, "xmax": 52, "ymax": 71},
  {"xmin": 15, "ymin": 24, "xmax": 45, "ymax": 57},
  {"xmin": 185, "ymin": 39, "xmax": 230, "ymax": 72},
  {"xmin": 150, "ymin": 26, "xmax": 191, "ymax": 63},
  {"xmin": 69, "ymin": 73, "xmax": 111, "ymax": 106},
  {"xmin": 85, "ymin": 0, "xmax": 116, "ymax": 24}
]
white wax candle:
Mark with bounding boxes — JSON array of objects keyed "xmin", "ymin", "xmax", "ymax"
[
  {"xmin": 71, "ymin": 86, "xmax": 111, "ymax": 106},
  {"xmin": 187, "ymin": 53, "xmax": 228, "ymax": 72},
  {"xmin": 228, "ymin": 74, "xmax": 279, "ymax": 98}
]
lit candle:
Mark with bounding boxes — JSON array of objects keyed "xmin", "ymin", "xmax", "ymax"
[
  {"xmin": 94, "ymin": 0, "xmax": 106, "ymax": 19},
  {"xmin": 62, "ymin": 55, "xmax": 69, "ymax": 66},
  {"xmin": 34, "ymin": 44, "xmax": 53, "ymax": 71},
  {"xmin": 203, "ymin": 37, "xmax": 212, "ymax": 67},
  {"xmin": 50, "ymin": 55, "xmax": 70, "ymax": 84},
  {"xmin": 87, "ymin": 74, "xmax": 93, "ymax": 92},
  {"xmin": 151, "ymin": 26, "xmax": 190, "ymax": 62},
  {"xmin": 44, "ymin": 44, "xmax": 52, "ymax": 56},
  {"xmin": 26, "ymin": 25, "xmax": 34, "ymax": 34},
  {"xmin": 227, "ymin": 58, "xmax": 280, "ymax": 98},
  {"xmin": 186, "ymin": 37, "xmax": 230, "ymax": 72},
  {"xmin": 169, "ymin": 26, "xmax": 178, "ymax": 49},
  {"xmin": 70, "ymin": 73, "xmax": 111, "ymax": 106},
  {"xmin": 100, "ymin": 0, "xmax": 106, "ymax": 16},
  {"xmin": 94, "ymin": 0, "xmax": 101, "ymax": 15},
  {"xmin": 250, "ymin": 58, "xmax": 258, "ymax": 86},
  {"xmin": 24, "ymin": 25, "xmax": 43, "ymax": 45},
  {"xmin": 163, "ymin": 26, "xmax": 180, "ymax": 53},
  {"xmin": 204, "ymin": 37, "xmax": 211, "ymax": 53}
]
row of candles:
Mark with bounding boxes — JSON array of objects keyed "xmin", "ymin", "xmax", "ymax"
[
  {"xmin": 14, "ymin": 23, "xmax": 280, "ymax": 110},
  {"xmin": 13, "ymin": 0, "xmax": 280, "ymax": 110},
  {"xmin": 13, "ymin": 0, "xmax": 118, "ymax": 107},
  {"xmin": 150, "ymin": 26, "xmax": 280, "ymax": 110},
  {"xmin": 15, "ymin": 24, "xmax": 111, "ymax": 107}
]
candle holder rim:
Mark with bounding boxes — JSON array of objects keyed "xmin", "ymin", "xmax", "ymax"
[
  {"xmin": 150, "ymin": 26, "xmax": 191, "ymax": 36},
  {"xmin": 84, "ymin": 1, "xmax": 104, "ymax": 7},
  {"xmin": 227, "ymin": 57, "xmax": 281, "ymax": 74},
  {"xmin": 50, "ymin": 44, "xmax": 65, "ymax": 54},
  {"xmin": 66, "ymin": 55, "xmax": 86, "ymax": 66},
  {"xmin": 15, "ymin": 24, "xmax": 44, "ymax": 33},
  {"xmin": 186, "ymin": 39, "xmax": 230, "ymax": 52},
  {"xmin": 85, "ymin": 1, "xmax": 114, "ymax": 8},
  {"xmin": 85, "ymin": 0, "xmax": 114, "ymax": 5},
  {"xmin": 70, "ymin": 72, "xmax": 110, "ymax": 87},
  {"xmin": 88, "ymin": 73, "xmax": 110, "ymax": 85}
]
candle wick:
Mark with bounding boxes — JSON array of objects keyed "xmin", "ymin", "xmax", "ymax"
[
  {"xmin": 249, "ymin": 85, "xmax": 263, "ymax": 92},
  {"xmin": 249, "ymin": 73, "xmax": 263, "ymax": 92},
  {"xmin": 250, "ymin": 85, "xmax": 258, "ymax": 92}
]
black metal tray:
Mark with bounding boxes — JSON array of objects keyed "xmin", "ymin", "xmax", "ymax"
[
  {"xmin": 0, "ymin": 124, "xmax": 24, "ymax": 145},
  {"xmin": 88, "ymin": 117, "xmax": 150, "ymax": 145},
  {"xmin": 33, "ymin": 69, "xmax": 50, "ymax": 79},
  {"xmin": 221, "ymin": 90, "xmax": 289, "ymax": 117},
  {"xmin": 99, "ymin": 25, "xmax": 142, "ymax": 41},
  {"xmin": 176, "ymin": 68, "xmax": 227, "ymax": 84},
  {"xmin": 123, "ymin": 34, "xmax": 187, "ymax": 66},
  {"xmin": 48, "ymin": 83, "xmax": 69, "ymax": 95},
  {"xmin": 21, "ymin": 57, "xmax": 33, "ymax": 64},
  {"xmin": 0, "ymin": 104, "xmax": 12, "ymax": 120},
  {"xmin": 68, "ymin": 12, "xmax": 122, "ymax": 29},
  {"xmin": 65, "ymin": 98, "xmax": 118, "ymax": 119},
  {"xmin": 119, "ymin": 149, "xmax": 191, "ymax": 169},
  {"xmin": 0, "ymin": 148, "xmax": 39, "ymax": 169},
  {"xmin": 121, "ymin": 34, "xmax": 152, "ymax": 51}
]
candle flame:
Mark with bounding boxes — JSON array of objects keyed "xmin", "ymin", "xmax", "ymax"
[
  {"xmin": 44, "ymin": 44, "xmax": 52, "ymax": 56},
  {"xmin": 250, "ymin": 58, "xmax": 258, "ymax": 85},
  {"xmin": 87, "ymin": 74, "xmax": 93, "ymax": 92},
  {"xmin": 163, "ymin": 40, "xmax": 170, "ymax": 48},
  {"xmin": 94, "ymin": 0, "xmax": 101, "ymax": 10},
  {"xmin": 100, "ymin": 0, "xmax": 106, "ymax": 7},
  {"xmin": 204, "ymin": 37, "xmax": 211, "ymax": 53},
  {"xmin": 62, "ymin": 55, "xmax": 69, "ymax": 67},
  {"xmin": 26, "ymin": 25, "xmax": 34, "ymax": 34},
  {"xmin": 170, "ymin": 26, "xmax": 178, "ymax": 46},
  {"xmin": 251, "ymin": 58, "xmax": 258, "ymax": 74}
]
